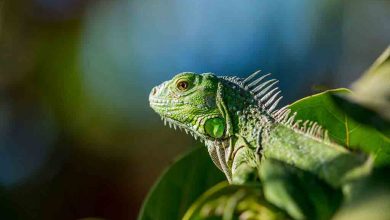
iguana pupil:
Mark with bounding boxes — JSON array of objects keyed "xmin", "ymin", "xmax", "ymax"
[{"xmin": 177, "ymin": 80, "xmax": 189, "ymax": 90}]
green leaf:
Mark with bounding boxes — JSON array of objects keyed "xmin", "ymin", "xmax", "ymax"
[
  {"xmin": 333, "ymin": 166, "xmax": 390, "ymax": 220},
  {"xmin": 183, "ymin": 182, "xmax": 287, "ymax": 220},
  {"xmin": 330, "ymin": 94, "xmax": 390, "ymax": 137},
  {"xmin": 288, "ymin": 88, "xmax": 390, "ymax": 167},
  {"xmin": 349, "ymin": 46, "xmax": 390, "ymax": 122},
  {"xmin": 328, "ymin": 47, "xmax": 390, "ymax": 136},
  {"xmin": 138, "ymin": 147, "xmax": 225, "ymax": 220},
  {"xmin": 260, "ymin": 159, "xmax": 342, "ymax": 220}
]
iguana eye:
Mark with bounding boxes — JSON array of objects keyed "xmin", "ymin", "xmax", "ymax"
[{"xmin": 177, "ymin": 80, "xmax": 189, "ymax": 91}]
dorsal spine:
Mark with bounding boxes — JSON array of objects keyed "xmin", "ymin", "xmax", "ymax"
[{"xmin": 220, "ymin": 70, "xmax": 328, "ymax": 141}]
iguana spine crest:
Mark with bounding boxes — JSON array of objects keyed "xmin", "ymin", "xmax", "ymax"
[{"xmin": 221, "ymin": 70, "xmax": 327, "ymax": 140}]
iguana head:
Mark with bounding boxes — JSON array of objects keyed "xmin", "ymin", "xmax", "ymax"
[
  {"xmin": 150, "ymin": 71, "xmax": 284, "ymax": 145},
  {"xmin": 149, "ymin": 72, "xmax": 232, "ymax": 140}
]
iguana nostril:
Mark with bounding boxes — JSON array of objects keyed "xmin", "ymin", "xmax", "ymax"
[{"xmin": 151, "ymin": 87, "xmax": 157, "ymax": 96}]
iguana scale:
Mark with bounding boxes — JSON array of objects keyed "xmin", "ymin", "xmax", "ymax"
[{"xmin": 149, "ymin": 71, "xmax": 369, "ymax": 186}]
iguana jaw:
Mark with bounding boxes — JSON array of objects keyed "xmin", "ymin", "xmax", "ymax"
[
  {"xmin": 150, "ymin": 95, "xmax": 221, "ymax": 142},
  {"xmin": 149, "ymin": 97, "xmax": 186, "ymax": 113},
  {"xmin": 150, "ymin": 72, "xmax": 230, "ymax": 142},
  {"xmin": 160, "ymin": 116, "xmax": 209, "ymax": 142},
  {"xmin": 150, "ymin": 97, "xmax": 233, "ymax": 143}
]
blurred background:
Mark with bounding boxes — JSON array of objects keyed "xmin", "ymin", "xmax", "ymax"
[{"xmin": 0, "ymin": 0, "xmax": 389, "ymax": 219}]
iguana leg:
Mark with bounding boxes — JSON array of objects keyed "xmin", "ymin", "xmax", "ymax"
[{"xmin": 231, "ymin": 136, "xmax": 259, "ymax": 184}]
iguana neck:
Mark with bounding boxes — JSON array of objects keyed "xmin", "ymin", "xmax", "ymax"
[
  {"xmin": 231, "ymin": 104, "xmax": 273, "ymax": 148},
  {"xmin": 220, "ymin": 78, "xmax": 274, "ymax": 148},
  {"xmin": 203, "ymin": 82, "xmax": 275, "ymax": 182}
]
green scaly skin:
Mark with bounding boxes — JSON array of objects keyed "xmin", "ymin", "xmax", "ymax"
[{"xmin": 149, "ymin": 72, "xmax": 369, "ymax": 186}]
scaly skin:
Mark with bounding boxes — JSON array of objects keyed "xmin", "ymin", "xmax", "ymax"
[{"xmin": 149, "ymin": 72, "xmax": 368, "ymax": 186}]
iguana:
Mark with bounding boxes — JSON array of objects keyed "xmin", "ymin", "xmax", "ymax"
[{"xmin": 148, "ymin": 71, "xmax": 370, "ymax": 186}]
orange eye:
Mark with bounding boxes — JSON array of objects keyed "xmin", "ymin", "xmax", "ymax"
[{"xmin": 177, "ymin": 80, "xmax": 189, "ymax": 91}]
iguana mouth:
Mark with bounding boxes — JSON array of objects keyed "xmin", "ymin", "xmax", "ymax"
[
  {"xmin": 149, "ymin": 97, "xmax": 186, "ymax": 107},
  {"xmin": 149, "ymin": 98, "xmax": 187, "ymax": 119},
  {"xmin": 161, "ymin": 117, "xmax": 209, "ymax": 142}
]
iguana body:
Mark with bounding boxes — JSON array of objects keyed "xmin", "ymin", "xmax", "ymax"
[{"xmin": 149, "ymin": 71, "xmax": 368, "ymax": 186}]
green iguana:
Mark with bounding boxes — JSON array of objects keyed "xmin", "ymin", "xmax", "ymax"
[{"xmin": 149, "ymin": 71, "xmax": 369, "ymax": 186}]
